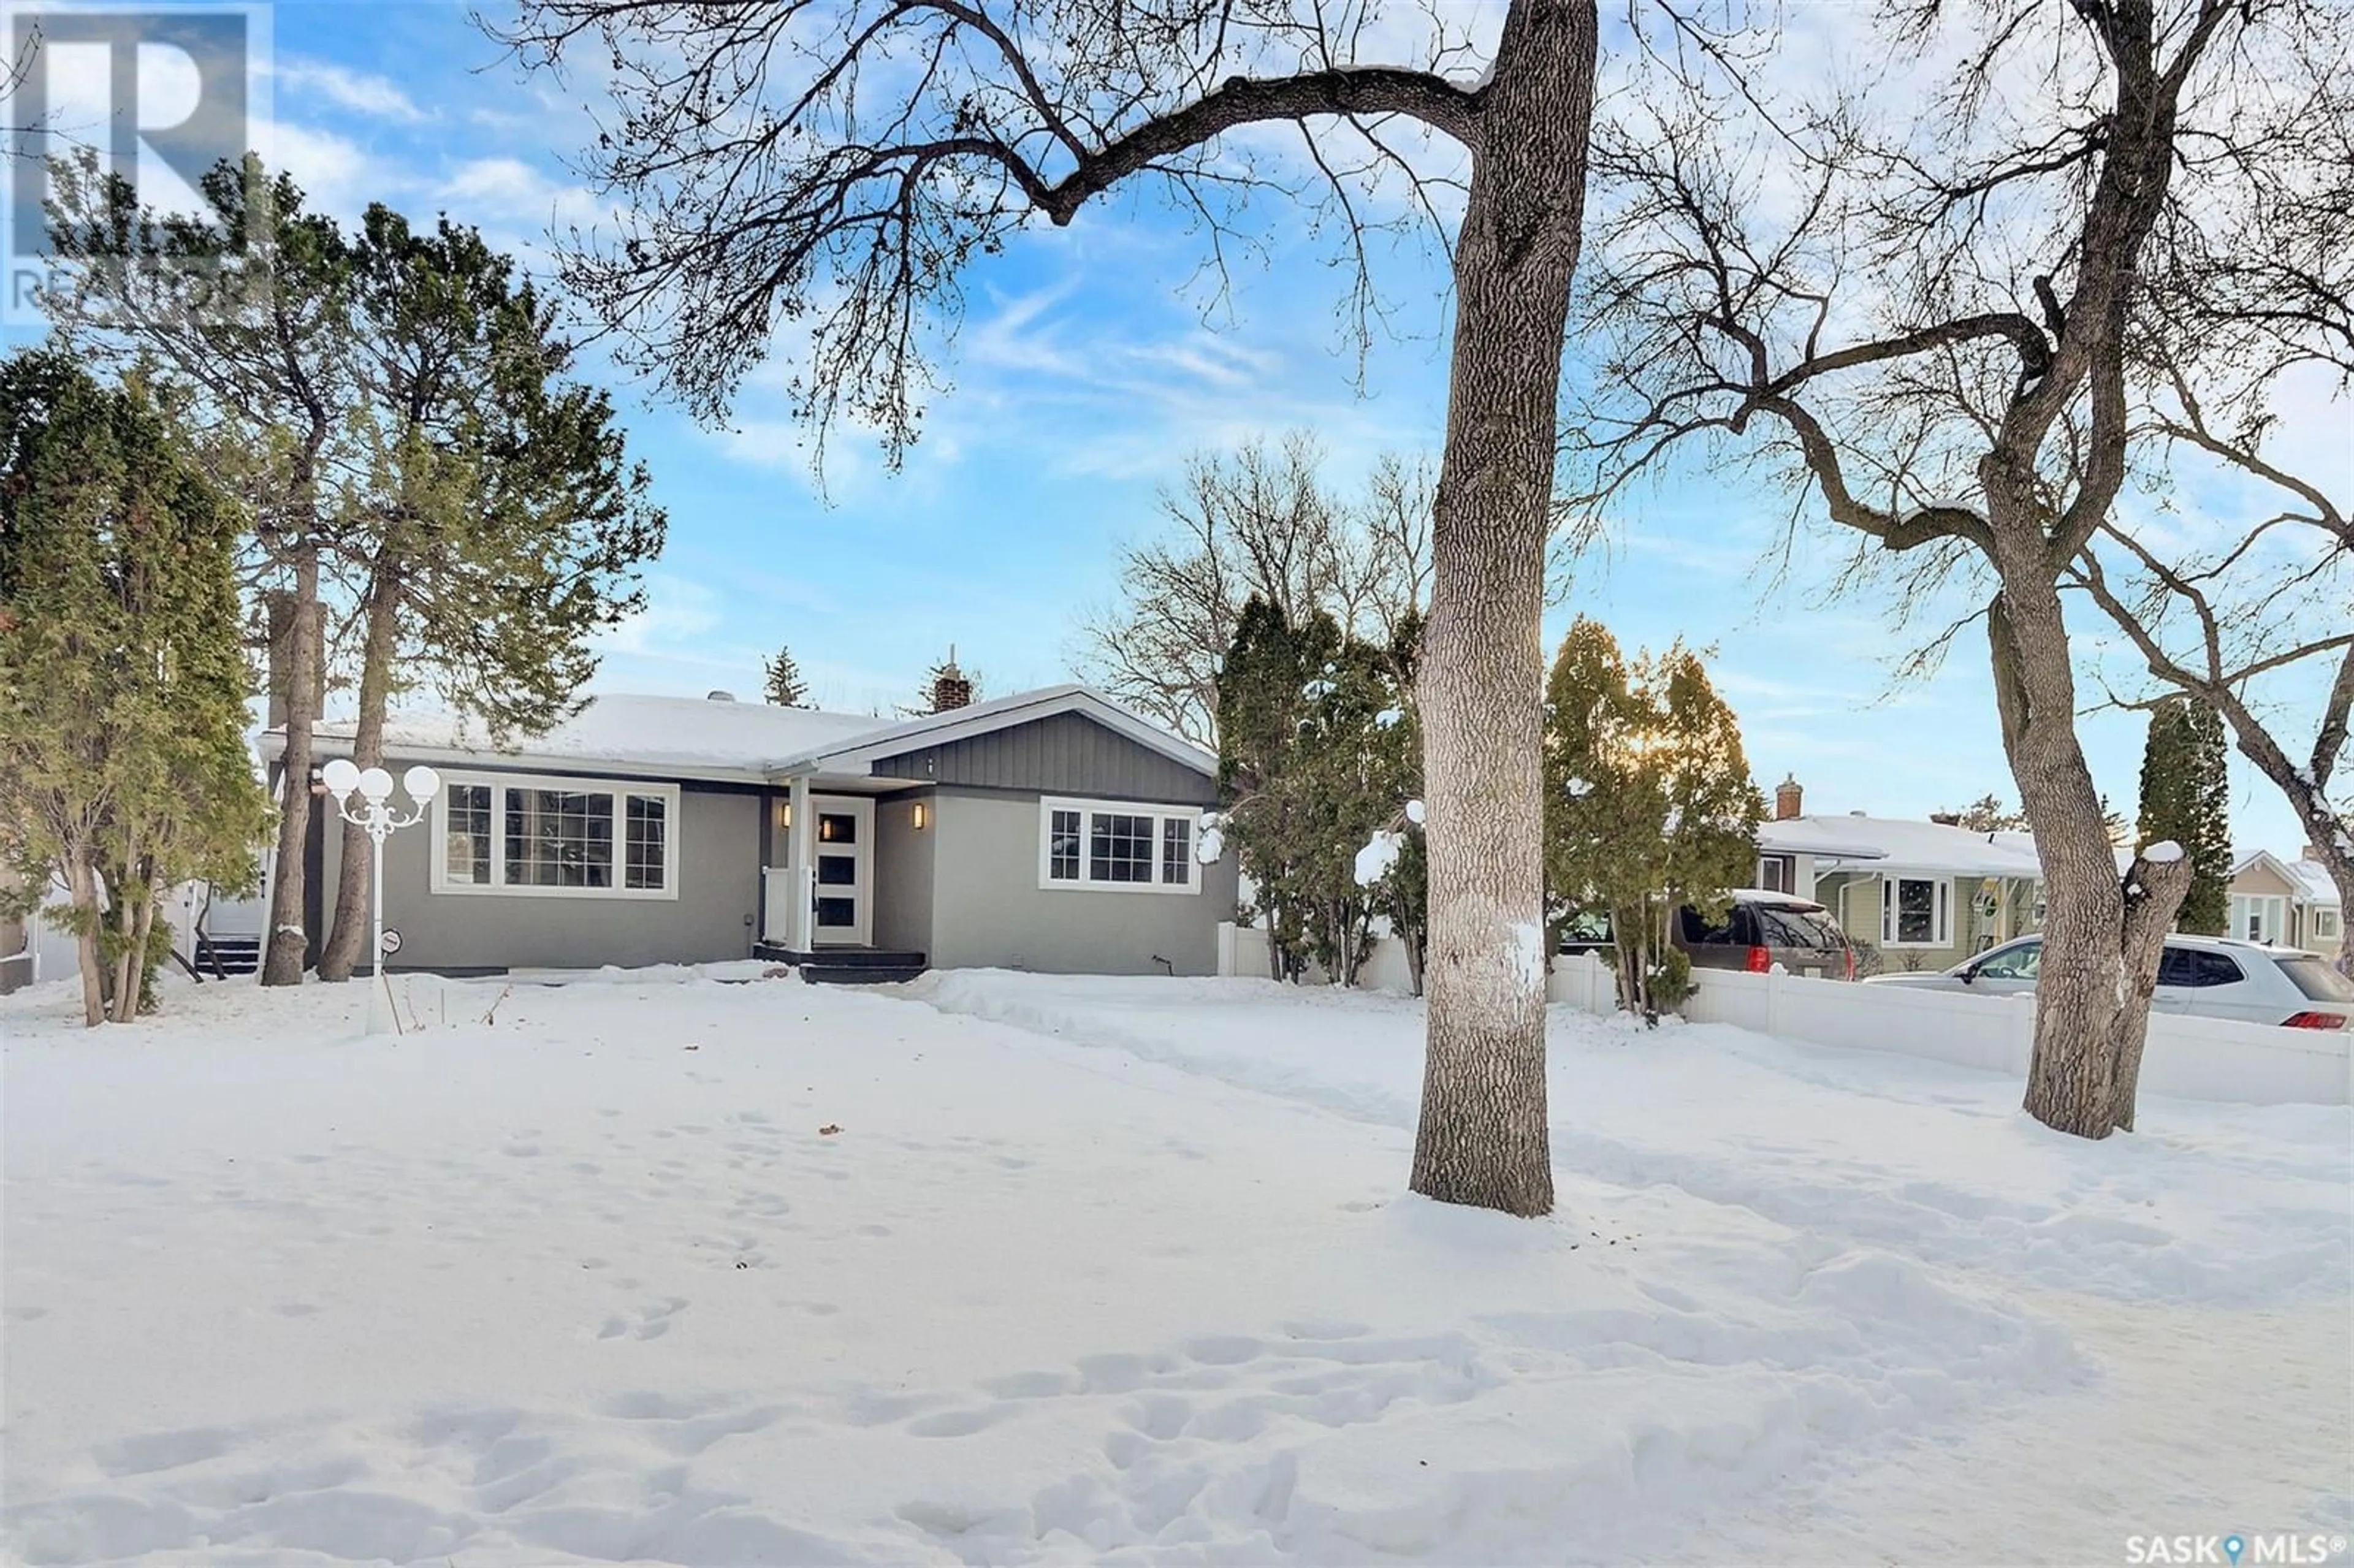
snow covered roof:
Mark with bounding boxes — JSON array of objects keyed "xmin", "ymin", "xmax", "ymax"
[
  {"xmin": 273, "ymin": 694, "xmax": 898, "ymax": 782},
  {"xmin": 770, "ymin": 683, "xmax": 1217, "ymax": 779},
  {"xmin": 2235, "ymin": 850, "xmax": 2342, "ymax": 907},
  {"xmin": 1761, "ymin": 814, "xmax": 2044, "ymax": 878},
  {"xmin": 1754, "ymin": 818, "xmax": 1887, "ymax": 862},
  {"xmin": 2286, "ymin": 860, "xmax": 2342, "ymax": 907},
  {"xmin": 263, "ymin": 685, "xmax": 1216, "ymax": 786}
]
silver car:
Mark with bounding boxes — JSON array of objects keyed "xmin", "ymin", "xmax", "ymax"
[{"xmin": 1864, "ymin": 932, "xmax": 2353, "ymax": 1030}]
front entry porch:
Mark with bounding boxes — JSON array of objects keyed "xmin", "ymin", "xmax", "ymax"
[{"xmin": 759, "ymin": 778, "xmax": 926, "ymax": 981}]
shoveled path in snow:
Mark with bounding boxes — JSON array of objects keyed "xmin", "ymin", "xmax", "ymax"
[{"xmin": 1, "ymin": 969, "xmax": 2345, "ymax": 1565}]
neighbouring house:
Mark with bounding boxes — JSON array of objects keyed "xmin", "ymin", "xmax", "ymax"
[
  {"xmin": 1755, "ymin": 777, "xmax": 2046, "ymax": 972},
  {"xmin": 256, "ymin": 685, "xmax": 1240, "ymax": 982},
  {"xmin": 2226, "ymin": 850, "xmax": 2344, "ymax": 956}
]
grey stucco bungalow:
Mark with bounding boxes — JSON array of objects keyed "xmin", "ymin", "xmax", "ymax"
[{"xmin": 261, "ymin": 686, "xmax": 1239, "ymax": 981}]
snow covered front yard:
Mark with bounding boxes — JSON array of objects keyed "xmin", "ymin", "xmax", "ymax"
[{"xmin": 3, "ymin": 970, "xmax": 2348, "ymax": 1566}]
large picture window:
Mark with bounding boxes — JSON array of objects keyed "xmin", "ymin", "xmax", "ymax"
[
  {"xmin": 1038, "ymin": 797, "xmax": 1200, "ymax": 894},
  {"xmin": 429, "ymin": 773, "xmax": 679, "ymax": 900},
  {"xmin": 1881, "ymin": 875, "xmax": 1952, "ymax": 948}
]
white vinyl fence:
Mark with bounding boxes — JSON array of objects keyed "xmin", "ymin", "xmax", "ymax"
[
  {"xmin": 1546, "ymin": 952, "xmax": 2351, "ymax": 1108},
  {"xmin": 1211, "ymin": 923, "xmax": 2348, "ymax": 1107},
  {"xmin": 1216, "ymin": 920, "xmax": 1417, "ymax": 994}
]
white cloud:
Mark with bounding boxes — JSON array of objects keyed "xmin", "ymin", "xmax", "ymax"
[
  {"xmin": 264, "ymin": 120, "xmax": 384, "ymax": 221},
  {"xmin": 592, "ymin": 574, "xmax": 723, "ymax": 657},
  {"xmin": 276, "ymin": 58, "xmax": 427, "ymax": 123},
  {"xmin": 438, "ymin": 156, "xmax": 597, "ymax": 226}
]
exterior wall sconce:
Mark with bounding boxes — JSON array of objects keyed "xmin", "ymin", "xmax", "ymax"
[
  {"xmin": 777, "ymin": 800, "xmax": 791, "ymax": 829},
  {"xmin": 912, "ymin": 802, "xmax": 929, "ymax": 831}
]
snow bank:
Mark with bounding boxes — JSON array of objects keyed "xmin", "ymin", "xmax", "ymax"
[
  {"xmin": 2, "ymin": 971, "xmax": 2345, "ymax": 1566},
  {"xmin": 912, "ymin": 973, "xmax": 2353, "ymax": 1310}
]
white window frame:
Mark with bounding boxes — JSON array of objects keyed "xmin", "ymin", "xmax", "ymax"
[
  {"xmin": 1881, "ymin": 874, "xmax": 1953, "ymax": 948},
  {"xmin": 2312, "ymin": 907, "xmax": 2341, "ymax": 943},
  {"xmin": 1757, "ymin": 854, "xmax": 1796, "ymax": 894},
  {"xmin": 2230, "ymin": 892, "xmax": 2287, "ymax": 945},
  {"xmin": 428, "ymin": 771, "xmax": 682, "ymax": 901},
  {"xmin": 1037, "ymin": 796, "xmax": 1202, "ymax": 894}
]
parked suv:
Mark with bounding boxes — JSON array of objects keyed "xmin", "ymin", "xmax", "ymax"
[
  {"xmin": 1863, "ymin": 932, "xmax": 2353, "ymax": 1029},
  {"xmin": 1675, "ymin": 890, "xmax": 1857, "ymax": 981}
]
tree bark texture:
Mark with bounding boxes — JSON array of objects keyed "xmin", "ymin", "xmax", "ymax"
[
  {"xmin": 319, "ymin": 568, "xmax": 402, "ymax": 983},
  {"xmin": 108, "ymin": 877, "xmax": 157, "ymax": 1024},
  {"xmin": 1990, "ymin": 579, "xmax": 2187, "ymax": 1137},
  {"xmin": 68, "ymin": 856, "xmax": 102, "ymax": 1028},
  {"xmin": 2109, "ymin": 848, "xmax": 2195, "ymax": 1131},
  {"xmin": 1409, "ymin": 0, "xmax": 1597, "ymax": 1218},
  {"xmin": 261, "ymin": 546, "xmax": 324, "ymax": 986}
]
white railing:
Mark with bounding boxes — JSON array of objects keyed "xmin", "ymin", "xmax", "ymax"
[{"xmin": 1545, "ymin": 952, "xmax": 2351, "ymax": 1108}]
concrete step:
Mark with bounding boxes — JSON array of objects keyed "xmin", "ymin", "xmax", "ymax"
[
  {"xmin": 195, "ymin": 936, "xmax": 262, "ymax": 976},
  {"xmin": 799, "ymin": 964, "xmax": 927, "ymax": 986},
  {"xmin": 755, "ymin": 943, "xmax": 926, "ymax": 969}
]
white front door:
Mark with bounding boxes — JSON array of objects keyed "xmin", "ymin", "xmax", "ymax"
[{"xmin": 809, "ymin": 795, "xmax": 874, "ymax": 947}]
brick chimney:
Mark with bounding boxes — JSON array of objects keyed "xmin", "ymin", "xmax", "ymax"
[
  {"xmin": 929, "ymin": 645, "xmax": 973, "ymax": 713},
  {"xmin": 1773, "ymin": 774, "xmax": 1804, "ymax": 822}
]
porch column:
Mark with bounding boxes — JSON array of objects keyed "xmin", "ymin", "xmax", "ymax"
[{"xmin": 787, "ymin": 774, "xmax": 815, "ymax": 951}]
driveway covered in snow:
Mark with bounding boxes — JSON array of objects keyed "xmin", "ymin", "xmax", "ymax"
[{"xmin": 2, "ymin": 970, "xmax": 2347, "ymax": 1565}]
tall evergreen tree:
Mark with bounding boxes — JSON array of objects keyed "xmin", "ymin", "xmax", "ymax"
[
  {"xmin": 1354, "ymin": 612, "xmax": 1429, "ymax": 992},
  {"xmin": 1543, "ymin": 618, "xmax": 1762, "ymax": 1020},
  {"xmin": 1213, "ymin": 596, "xmax": 1327, "ymax": 980},
  {"xmin": 45, "ymin": 153, "xmax": 354, "ymax": 988},
  {"xmin": 0, "ymin": 354, "xmax": 269, "ymax": 1024},
  {"xmin": 45, "ymin": 162, "xmax": 665, "ymax": 986},
  {"xmin": 763, "ymin": 645, "xmax": 809, "ymax": 707},
  {"xmin": 1211, "ymin": 596, "xmax": 1425, "ymax": 987},
  {"xmin": 312, "ymin": 206, "xmax": 665, "ymax": 981},
  {"xmin": 2137, "ymin": 696, "xmax": 2232, "ymax": 935}
]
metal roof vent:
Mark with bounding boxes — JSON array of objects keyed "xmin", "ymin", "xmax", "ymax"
[{"xmin": 706, "ymin": 690, "xmax": 736, "ymax": 701}]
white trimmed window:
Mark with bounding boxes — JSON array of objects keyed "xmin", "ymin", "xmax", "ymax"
[
  {"xmin": 2314, "ymin": 907, "xmax": 2341, "ymax": 943},
  {"xmin": 1881, "ymin": 875, "xmax": 1952, "ymax": 948},
  {"xmin": 1039, "ymin": 797, "xmax": 1200, "ymax": 894},
  {"xmin": 430, "ymin": 773, "xmax": 680, "ymax": 900},
  {"xmin": 2230, "ymin": 893, "xmax": 2287, "ymax": 945},
  {"xmin": 1757, "ymin": 854, "xmax": 1796, "ymax": 894}
]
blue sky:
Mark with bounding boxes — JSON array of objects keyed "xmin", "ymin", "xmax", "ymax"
[{"xmin": 9, "ymin": 0, "xmax": 2336, "ymax": 854}]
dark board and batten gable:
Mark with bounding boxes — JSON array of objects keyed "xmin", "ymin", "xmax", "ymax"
[{"xmin": 869, "ymin": 710, "xmax": 1216, "ymax": 805}]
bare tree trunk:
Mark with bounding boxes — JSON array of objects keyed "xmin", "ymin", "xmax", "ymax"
[
  {"xmin": 262, "ymin": 544, "xmax": 324, "ymax": 986},
  {"xmin": 2110, "ymin": 849, "xmax": 2194, "ymax": 1131},
  {"xmin": 319, "ymin": 568, "xmax": 401, "ymax": 982},
  {"xmin": 110, "ymin": 880, "xmax": 158, "ymax": 1024},
  {"xmin": 1411, "ymin": 0, "xmax": 1595, "ymax": 1218},
  {"xmin": 67, "ymin": 854, "xmax": 103, "ymax": 1028},
  {"xmin": 2326, "ymin": 860, "xmax": 2354, "ymax": 977},
  {"xmin": 1992, "ymin": 583, "xmax": 2188, "ymax": 1136},
  {"xmin": 105, "ymin": 870, "xmax": 139, "ymax": 1025}
]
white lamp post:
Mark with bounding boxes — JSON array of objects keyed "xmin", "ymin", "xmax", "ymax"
[{"xmin": 321, "ymin": 758, "xmax": 440, "ymax": 1035}]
